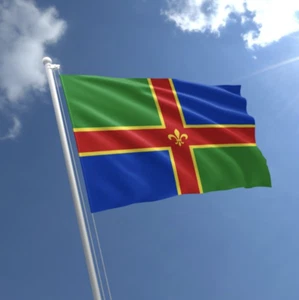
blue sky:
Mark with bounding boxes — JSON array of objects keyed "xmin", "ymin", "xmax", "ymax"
[{"xmin": 1, "ymin": 0, "xmax": 299, "ymax": 299}]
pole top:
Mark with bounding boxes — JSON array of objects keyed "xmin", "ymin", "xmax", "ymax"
[{"xmin": 42, "ymin": 57, "xmax": 52, "ymax": 65}]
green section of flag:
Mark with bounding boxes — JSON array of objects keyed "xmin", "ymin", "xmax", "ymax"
[
  {"xmin": 60, "ymin": 75, "xmax": 162, "ymax": 129},
  {"xmin": 194, "ymin": 146, "xmax": 271, "ymax": 192}
]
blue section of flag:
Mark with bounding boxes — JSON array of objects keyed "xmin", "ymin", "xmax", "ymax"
[
  {"xmin": 172, "ymin": 79, "xmax": 255, "ymax": 125},
  {"xmin": 80, "ymin": 150, "xmax": 178, "ymax": 212}
]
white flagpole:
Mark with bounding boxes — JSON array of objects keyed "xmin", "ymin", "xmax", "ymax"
[{"xmin": 42, "ymin": 57, "xmax": 102, "ymax": 300}]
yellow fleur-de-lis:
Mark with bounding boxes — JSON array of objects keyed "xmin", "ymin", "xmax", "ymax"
[{"xmin": 168, "ymin": 129, "xmax": 188, "ymax": 146}]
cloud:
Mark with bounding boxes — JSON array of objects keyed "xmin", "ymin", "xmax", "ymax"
[
  {"xmin": 231, "ymin": 55, "xmax": 299, "ymax": 82},
  {"xmin": 162, "ymin": 0, "xmax": 299, "ymax": 48},
  {"xmin": 0, "ymin": 114, "xmax": 21, "ymax": 141},
  {"xmin": 0, "ymin": 0, "xmax": 66, "ymax": 140}
]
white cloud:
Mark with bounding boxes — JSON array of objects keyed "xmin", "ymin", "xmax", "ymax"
[
  {"xmin": 163, "ymin": 0, "xmax": 299, "ymax": 48},
  {"xmin": 0, "ymin": 0, "xmax": 66, "ymax": 140},
  {"xmin": 0, "ymin": 115, "xmax": 21, "ymax": 141}
]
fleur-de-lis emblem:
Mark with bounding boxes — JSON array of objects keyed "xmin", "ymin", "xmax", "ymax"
[{"xmin": 168, "ymin": 129, "xmax": 188, "ymax": 146}]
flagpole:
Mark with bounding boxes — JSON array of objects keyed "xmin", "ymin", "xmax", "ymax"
[{"xmin": 42, "ymin": 57, "xmax": 102, "ymax": 300}]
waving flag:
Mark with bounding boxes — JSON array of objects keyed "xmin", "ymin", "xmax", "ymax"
[{"xmin": 60, "ymin": 75, "xmax": 271, "ymax": 213}]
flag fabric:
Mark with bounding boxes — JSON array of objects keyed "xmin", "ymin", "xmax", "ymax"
[{"xmin": 60, "ymin": 75, "xmax": 271, "ymax": 213}]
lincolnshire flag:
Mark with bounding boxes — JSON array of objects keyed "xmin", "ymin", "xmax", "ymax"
[{"xmin": 60, "ymin": 75, "xmax": 271, "ymax": 213}]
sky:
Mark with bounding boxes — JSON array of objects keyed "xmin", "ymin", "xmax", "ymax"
[{"xmin": 1, "ymin": 0, "xmax": 299, "ymax": 299}]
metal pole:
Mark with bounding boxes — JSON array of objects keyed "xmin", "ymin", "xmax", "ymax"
[{"xmin": 42, "ymin": 57, "xmax": 102, "ymax": 300}]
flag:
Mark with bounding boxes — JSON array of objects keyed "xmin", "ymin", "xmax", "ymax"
[{"xmin": 60, "ymin": 75, "xmax": 271, "ymax": 213}]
